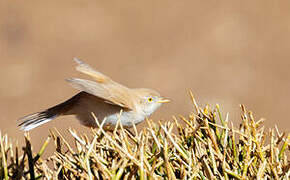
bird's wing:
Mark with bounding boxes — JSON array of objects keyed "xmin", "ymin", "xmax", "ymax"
[
  {"xmin": 66, "ymin": 78, "xmax": 135, "ymax": 110},
  {"xmin": 71, "ymin": 58, "xmax": 135, "ymax": 109},
  {"xmin": 73, "ymin": 58, "xmax": 112, "ymax": 83}
]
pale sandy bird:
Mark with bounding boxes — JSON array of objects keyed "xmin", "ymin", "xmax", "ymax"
[{"xmin": 18, "ymin": 58, "xmax": 169, "ymax": 131}]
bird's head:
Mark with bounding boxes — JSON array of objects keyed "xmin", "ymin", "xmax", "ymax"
[{"xmin": 133, "ymin": 88, "xmax": 170, "ymax": 116}]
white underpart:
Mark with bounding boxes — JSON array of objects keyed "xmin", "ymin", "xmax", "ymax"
[
  {"xmin": 104, "ymin": 111, "xmax": 145, "ymax": 127},
  {"xmin": 103, "ymin": 102, "xmax": 162, "ymax": 127}
]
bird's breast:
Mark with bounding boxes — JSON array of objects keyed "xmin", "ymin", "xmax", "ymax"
[{"xmin": 104, "ymin": 110, "xmax": 146, "ymax": 127}]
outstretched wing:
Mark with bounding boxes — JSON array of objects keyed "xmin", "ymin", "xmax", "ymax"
[
  {"xmin": 67, "ymin": 59, "xmax": 135, "ymax": 110},
  {"xmin": 66, "ymin": 78, "xmax": 134, "ymax": 110},
  {"xmin": 73, "ymin": 58, "xmax": 112, "ymax": 83}
]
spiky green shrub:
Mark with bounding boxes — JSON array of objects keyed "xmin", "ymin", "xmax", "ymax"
[{"xmin": 1, "ymin": 92, "xmax": 289, "ymax": 179}]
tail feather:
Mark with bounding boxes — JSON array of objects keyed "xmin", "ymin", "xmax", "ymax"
[
  {"xmin": 18, "ymin": 92, "xmax": 85, "ymax": 131},
  {"xmin": 18, "ymin": 112, "xmax": 58, "ymax": 131}
]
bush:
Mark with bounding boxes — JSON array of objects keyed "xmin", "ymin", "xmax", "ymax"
[{"xmin": 1, "ymin": 92, "xmax": 289, "ymax": 179}]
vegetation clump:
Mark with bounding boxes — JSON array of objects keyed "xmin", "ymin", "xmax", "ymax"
[{"xmin": 1, "ymin": 92, "xmax": 289, "ymax": 179}]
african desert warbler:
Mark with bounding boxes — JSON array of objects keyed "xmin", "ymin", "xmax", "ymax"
[{"xmin": 18, "ymin": 58, "xmax": 169, "ymax": 131}]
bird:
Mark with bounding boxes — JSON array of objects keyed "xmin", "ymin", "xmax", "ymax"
[{"xmin": 18, "ymin": 58, "xmax": 170, "ymax": 131}]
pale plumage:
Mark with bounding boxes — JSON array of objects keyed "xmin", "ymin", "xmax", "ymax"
[{"xmin": 18, "ymin": 58, "xmax": 169, "ymax": 131}]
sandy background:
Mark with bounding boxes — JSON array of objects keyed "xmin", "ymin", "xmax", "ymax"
[{"xmin": 0, "ymin": 1, "xmax": 289, "ymax": 150}]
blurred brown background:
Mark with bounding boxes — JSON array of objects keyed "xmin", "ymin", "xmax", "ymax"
[{"xmin": 0, "ymin": 1, "xmax": 289, "ymax": 148}]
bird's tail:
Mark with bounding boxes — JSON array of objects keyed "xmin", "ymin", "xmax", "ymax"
[
  {"xmin": 18, "ymin": 111, "xmax": 58, "ymax": 131},
  {"xmin": 18, "ymin": 92, "xmax": 83, "ymax": 131}
]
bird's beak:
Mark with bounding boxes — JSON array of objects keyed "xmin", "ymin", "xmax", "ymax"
[{"xmin": 157, "ymin": 98, "xmax": 170, "ymax": 103}]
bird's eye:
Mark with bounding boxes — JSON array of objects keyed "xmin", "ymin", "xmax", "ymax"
[{"xmin": 148, "ymin": 97, "xmax": 153, "ymax": 102}]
